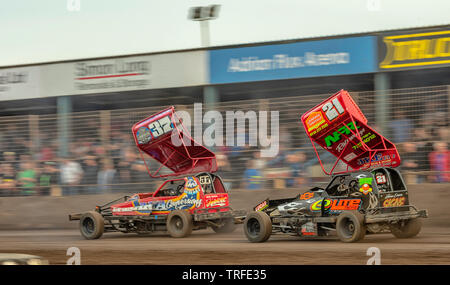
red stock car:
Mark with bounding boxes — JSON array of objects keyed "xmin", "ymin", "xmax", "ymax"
[{"xmin": 69, "ymin": 107, "xmax": 245, "ymax": 239}]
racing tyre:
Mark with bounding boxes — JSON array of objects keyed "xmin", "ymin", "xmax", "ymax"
[
  {"xmin": 167, "ymin": 210, "xmax": 193, "ymax": 238},
  {"xmin": 336, "ymin": 211, "xmax": 366, "ymax": 243},
  {"xmin": 244, "ymin": 211, "xmax": 272, "ymax": 243},
  {"xmin": 80, "ymin": 211, "xmax": 104, "ymax": 240},
  {"xmin": 212, "ymin": 218, "xmax": 237, "ymax": 234},
  {"xmin": 390, "ymin": 218, "xmax": 422, "ymax": 238}
]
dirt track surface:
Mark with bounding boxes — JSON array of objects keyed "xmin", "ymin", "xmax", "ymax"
[
  {"xmin": 0, "ymin": 226, "xmax": 449, "ymax": 265},
  {"xmin": 1, "ymin": 184, "xmax": 449, "ymax": 264}
]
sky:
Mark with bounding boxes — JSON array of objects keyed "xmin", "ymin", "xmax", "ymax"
[{"xmin": 0, "ymin": 0, "xmax": 449, "ymax": 67}]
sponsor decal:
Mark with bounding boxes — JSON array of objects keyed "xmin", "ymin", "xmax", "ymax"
[
  {"xmin": 112, "ymin": 202, "xmax": 152, "ymax": 214},
  {"xmin": 306, "ymin": 111, "xmax": 326, "ymax": 134},
  {"xmin": 255, "ymin": 200, "xmax": 268, "ymax": 211},
  {"xmin": 336, "ymin": 127, "xmax": 366, "ymax": 153},
  {"xmin": 299, "ymin": 192, "xmax": 314, "ymax": 200},
  {"xmin": 357, "ymin": 153, "xmax": 396, "ymax": 166},
  {"xmin": 359, "ymin": 177, "xmax": 373, "ymax": 195},
  {"xmin": 382, "ymin": 196, "xmax": 406, "ymax": 207},
  {"xmin": 324, "ymin": 121, "xmax": 360, "ymax": 147},
  {"xmin": 311, "ymin": 198, "xmax": 361, "ymax": 212},
  {"xmin": 136, "ymin": 127, "xmax": 151, "ymax": 145},
  {"xmin": 185, "ymin": 176, "xmax": 200, "ymax": 191},
  {"xmin": 379, "ymin": 30, "xmax": 450, "ymax": 69},
  {"xmin": 351, "ymin": 132, "xmax": 377, "ymax": 150},
  {"xmin": 343, "ymin": 152, "xmax": 357, "ymax": 162},
  {"xmin": 152, "ymin": 177, "xmax": 202, "ymax": 214},
  {"xmin": 205, "ymin": 197, "xmax": 227, "ymax": 207}
]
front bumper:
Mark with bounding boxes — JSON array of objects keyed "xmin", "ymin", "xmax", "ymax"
[
  {"xmin": 365, "ymin": 206, "xmax": 428, "ymax": 223},
  {"xmin": 68, "ymin": 213, "xmax": 82, "ymax": 221}
]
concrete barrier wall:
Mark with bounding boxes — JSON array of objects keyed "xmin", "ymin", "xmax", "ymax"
[{"xmin": 0, "ymin": 184, "xmax": 447, "ymax": 230}]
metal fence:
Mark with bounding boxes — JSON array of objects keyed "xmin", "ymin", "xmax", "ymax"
[{"xmin": 0, "ymin": 85, "xmax": 449, "ymax": 196}]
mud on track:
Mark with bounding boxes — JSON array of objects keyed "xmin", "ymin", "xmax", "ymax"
[{"xmin": 0, "ymin": 226, "xmax": 449, "ymax": 265}]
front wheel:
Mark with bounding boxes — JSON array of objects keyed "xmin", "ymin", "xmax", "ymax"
[
  {"xmin": 167, "ymin": 210, "xmax": 193, "ymax": 238},
  {"xmin": 80, "ymin": 211, "xmax": 104, "ymax": 240},
  {"xmin": 390, "ymin": 218, "xmax": 422, "ymax": 238},
  {"xmin": 212, "ymin": 218, "xmax": 237, "ymax": 233},
  {"xmin": 244, "ymin": 211, "xmax": 272, "ymax": 243},
  {"xmin": 336, "ymin": 211, "xmax": 366, "ymax": 243}
]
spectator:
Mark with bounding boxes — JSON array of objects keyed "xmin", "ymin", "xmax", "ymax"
[
  {"xmin": 400, "ymin": 143, "xmax": 419, "ymax": 171},
  {"xmin": 16, "ymin": 161, "xmax": 37, "ymax": 196},
  {"xmin": 412, "ymin": 127, "xmax": 434, "ymax": 183},
  {"xmin": 2, "ymin": 151, "xmax": 19, "ymax": 172},
  {"xmin": 39, "ymin": 161, "xmax": 60, "ymax": 196},
  {"xmin": 216, "ymin": 150, "xmax": 232, "ymax": 176},
  {"xmin": 389, "ymin": 110, "xmax": 412, "ymax": 143},
  {"xmin": 242, "ymin": 160, "xmax": 263, "ymax": 190},
  {"xmin": 266, "ymin": 144, "xmax": 289, "ymax": 168},
  {"xmin": 39, "ymin": 145, "xmax": 55, "ymax": 161},
  {"xmin": 437, "ymin": 127, "xmax": 450, "ymax": 142},
  {"xmin": 71, "ymin": 139, "xmax": 91, "ymax": 158},
  {"xmin": 399, "ymin": 142, "xmax": 420, "ymax": 184},
  {"xmin": 97, "ymin": 159, "xmax": 116, "ymax": 193},
  {"xmin": 429, "ymin": 142, "xmax": 450, "ymax": 183},
  {"xmin": 285, "ymin": 151, "xmax": 308, "ymax": 187},
  {"xmin": 60, "ymin": 157, "xmax": 84, "ymax": 195},
  {"xmin": 0, "ymin": 163, "xmax": 17, "ymax": 196},
  {"xmin": 81, "ymin": 155, "xmax": 99, "ymax": 194},
  {"xmin": 117, "ymin": 148, "xmax": 149, "ymax": 192},
  {"xmin": 279, "ymin": 125, "xmax": 293, "ymax": 149}
]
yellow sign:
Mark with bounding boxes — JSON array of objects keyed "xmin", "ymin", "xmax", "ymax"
[{"xmin": 379, "ymin": 30, "xmax": 450, "ymax": 69}]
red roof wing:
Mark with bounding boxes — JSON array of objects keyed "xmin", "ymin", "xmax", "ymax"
[
  {"xmin": 132, "ymin": 107, "xmax": 217, "ymax": 178},
  {"xmin": 301, "ymin": 90, "xmax": 401, "ymax": 175}
]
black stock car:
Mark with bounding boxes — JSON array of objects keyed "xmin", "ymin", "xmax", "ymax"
[{"xmin": 243, "ymin": 167, "xmax": 428, "ymax": 243}]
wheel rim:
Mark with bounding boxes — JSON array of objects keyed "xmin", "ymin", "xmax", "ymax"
[
  {"xmin": 341, "ymin": 217, "xmax": 356, "ymax": 239},
  {"xmin": 171, "ymin": 216, "xmax": 184, "ymax": 232},
  {"xmin": 247, "ymin": 218, "xmax": 261, "ymax": 238},
  {"xmin": 82, "ymin": 217, "xmax": 95, "ymax": 235}
]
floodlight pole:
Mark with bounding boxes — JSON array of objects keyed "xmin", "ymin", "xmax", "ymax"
[
  {"xmin": 200, "ymin": 20, "xmax": 211, "ymax": 47},
  {"xmin": 189, "ymin": 5, "xmax": 220, "ymax": 47}
]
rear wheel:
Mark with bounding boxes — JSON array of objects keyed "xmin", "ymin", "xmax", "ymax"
[
  {"xmin": 167, "ymin": 210, "xmax": 193, "ymax": 238},
  {"xmin": 244, "ymin": 211, "xmax": 272, "ymax": 243},
  {"xmin": 212, "ymin": 218, "xmax": 237, "ymax": 233},
  {"xmin": 80, "ymin": 211, "xmax": 104, "ymax": 240},
  {"xmin": 390, "ymin": 218, "xmax": 422, "ymax": 238},
  {"xmin": 336, "ymin": 211, "xmax": 366, "ymax": 243}
]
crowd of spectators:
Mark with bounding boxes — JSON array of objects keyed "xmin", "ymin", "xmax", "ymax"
[
  {"xmin": 392, "ymin": 101, "xmax": 450, "ymax": 183},
  {"xmin": 0, "ymin": 130, "xmax": 151, "ymax": 197},
  {"xmin": 1, "ymin": 103, "xmax": 450, "ymax": 195}
]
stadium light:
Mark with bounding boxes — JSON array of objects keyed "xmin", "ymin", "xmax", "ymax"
[{"xmin": 188, "ymin": 5, "xmax": 221, "ymax": 47}]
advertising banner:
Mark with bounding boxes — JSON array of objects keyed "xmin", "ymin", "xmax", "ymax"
[
  {"xmin": 42, "ymin": 51, "xmax": 207, "ymax": 97},
  {"xmin": 209, "ymin": 36, "xmax": 377, "ymax": 84},
  {"xmin": 378, "ymin": 29, "xmax": 450, "ymax": 70},
  {"xmin": 0, "ymin": 67, "xmax": 40, "ymax": 101}
]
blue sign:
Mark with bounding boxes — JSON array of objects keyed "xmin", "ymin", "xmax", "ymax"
[{"xmin": 209, "ymin": 36, "xmax": 377, "ymax": 84}]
